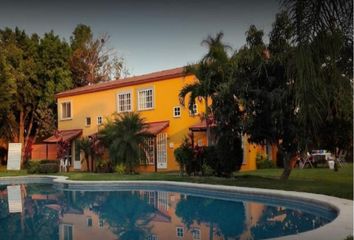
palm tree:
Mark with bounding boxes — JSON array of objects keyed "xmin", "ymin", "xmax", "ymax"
[
  {"xmin": 99, "ymin": 112, "xmax": 152, "ymax": 173},
  {"xmin": 179, "ymin": 32, "xmax": 231, "ymax": 145}
]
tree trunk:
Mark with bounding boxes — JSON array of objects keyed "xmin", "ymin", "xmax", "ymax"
[
  {"xmin": 19, "ymin": 110, "xmax": 25, "ymax": 166},
  {"xmin": 205, "ymin": 97, "xmax": 211, "ymax": 146},
  {"xmin": 209, "ymin": 222, "xmax": 214, "ymax": 240},
  {"xmin": 23, "ymin": 113, "xmax": 34, "ymax": 164},
  {"xmin": 86, "ymin": 154, "xmax": 90, "ymax": 172},
  {"xmin": 19, "ymin": 110, "xmax": 24, "ymax": 144},
  {"xmin": 280, "ymin": 151, "xmax": 292, "ymax": 180},
  {"xmin": 91, "ymin": 155, "xmax": 95, "ymax": 172}
]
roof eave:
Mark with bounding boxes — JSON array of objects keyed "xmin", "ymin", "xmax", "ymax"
[{"xmin": 56, "ymin": 71, "xmax": 191, "ymax": 99}]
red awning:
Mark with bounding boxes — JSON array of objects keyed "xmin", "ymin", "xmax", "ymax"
[
  {"xmin": 189, "ymin": 120, "xmax": 216, "ymax": 131},
  {"xmin": 43, "ymin": 129, "xmax": 82, "ymax": 143},
  {"xmin": 144, "ymin": 121, "xmax": 169, "ymax": 135}
]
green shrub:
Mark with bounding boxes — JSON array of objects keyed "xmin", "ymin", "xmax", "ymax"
[
  {"xmin": 26, "ymin": 161, "xmax": 40, "ymax": 174},
  {"xmin": 256, "ymin": 153, "xmax": 274, "ymax": 169},
  {"xmin": 39, "ymin": 159, "xmax": 56, "ymax": 164},
  {"xmin": 202, "ymin": 163, "xmax": 214, "ymax": 176},
  {"xmin": 96, "ymin": 159, "xmax": 113, "ymax": 173},
  {"xmin": 215, "ymin": 134, "xmax": 243, "ymax": 177},
  {"xmin": 114, "ymin": 163, "xmax": 126, "ymax": 174},
  {"xmin": 38, "ymin": 163, "xmax": 59, "ymax": 174},
  {"xmin": 174, "ymin": 138, "xmax": 194, "ymax": 175}
]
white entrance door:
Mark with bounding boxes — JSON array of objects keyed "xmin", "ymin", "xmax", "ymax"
[
  {"xmin": 156, "ymin": 133, "xmax": 167, "ymax": 169},
  {"xmin": 73, "ymin": 140, "xmax": 81, "ymax": 170}
]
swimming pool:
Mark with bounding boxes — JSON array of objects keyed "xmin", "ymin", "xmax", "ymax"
[{"xmin": 0, "ymin": 176, "xmax": 351, "ymax": 240}]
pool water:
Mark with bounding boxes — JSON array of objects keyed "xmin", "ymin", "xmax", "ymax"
[{"xmin": 0, "ymin": 183, "xmax": 336, "ymax": 240}]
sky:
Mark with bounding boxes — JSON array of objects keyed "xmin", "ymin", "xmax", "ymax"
[{"xmin": 0, "ymin": 0, "xmax": 281, "ymax": 75}]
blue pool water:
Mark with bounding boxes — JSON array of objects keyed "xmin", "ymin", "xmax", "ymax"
[{"xmin": 0, "ymin": 183, "xmax": 336, "ymax": 240}]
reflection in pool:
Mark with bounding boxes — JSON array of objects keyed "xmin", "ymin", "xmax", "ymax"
[{"xmin": 0, "ymin": 184, "xmax": 335, "ymax": 240}]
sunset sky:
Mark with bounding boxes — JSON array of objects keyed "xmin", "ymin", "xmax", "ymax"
[{"xmin": 0, "ymin": 0, "xmax": 280, "ymax": 75}]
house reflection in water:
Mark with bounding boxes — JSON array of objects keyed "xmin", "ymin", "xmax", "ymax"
[
  {"xmin": 58, "ymin": 190, "xmax": 265, "ymax": 240},
  {"xmin": 0, "ymin": 185, "xmax": 329, "ymax": 240}
]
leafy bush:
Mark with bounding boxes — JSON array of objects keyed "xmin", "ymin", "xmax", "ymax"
[
  {"xmin": 114, "ymin": 163, "xmax": 126, "ymax": 174},
  {"xmin": 26, "ymin": 160, "xmax": 59, "ymax": 174},
  {"xmin": 96, "ymin": 159, "xmax": 113, "ymax": 173},
  {"xmin": 215, "ymin": 134, "xmax": 243, "ymax": 177},
  {"xmin": 38, "ymin": 163, "xmax": 59, "ymax": 174},
  {"xmin": 202, "ymin": 163, "xmax": 214, "ymax": 176},
  {"xmin": 202, "ymin": 145, "xmax": 217, "ymax": 173},
  {"xmin": 26, "ymin": 161, "xmax": 40, "ymax": 174},
  {"xmin": 256, "ymin": 153, "xmax": 274, "ymax": 169},
  {"xmin": 174, "ymin": 138, "xmax": 194, "ymax": 175},
  {"xmin": 40, "ymin": 159, "xmax": 58, "ymax": 164}
]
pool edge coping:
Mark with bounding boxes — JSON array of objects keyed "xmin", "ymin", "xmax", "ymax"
[{"xmin": 0, "ymin": 175, "xmax": 352, "ymax": 240}]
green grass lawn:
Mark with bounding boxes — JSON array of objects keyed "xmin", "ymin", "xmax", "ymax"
[{"xmin": 1, "ymin": 164, "xmax": 352, "ymax": 200}]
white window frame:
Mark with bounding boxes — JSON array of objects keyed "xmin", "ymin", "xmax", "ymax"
[
  {"xmin": 143, "ymin": 137, "xmax": 155, "ymax": 165},
  {"xmin": 97, "ymin": 116, "xmax": 103, "ymax": 125},
  {"xmin": 85, "ymin": 117, "xmax": 91, "ymax": 127},
  {"xmin": 147, "ymin": 235, "xmax": 159, "ymax": 240},
  {"xmin": 173, "ymin": 106, "xmax": 181, "ymax": 118},
  {"xmin": 63, "ymin": 224, "xmax": 73, "ymax": 240},
  {"xmin": 176, "ymin": 227, "xmax": 184, "ymax": 238},
  {"xmin": 61, "ymin": 101, "xmax": 72, "ymax": 120},
  {"xmin": 117, "ymin": 90, "xmax": 133, "ymax": 113},
  {"xmin": 137, "ymin": 87, "xmax": 154, "ymax": 111},
  {"xmin": 189, "ymin": 103, "xmax": 198, "ymax": 116},
  {"xmin": 157, "ymin": 133, "xmax": 167, "ymax": 169},
  {"xmin": 192, "ymin": 228, "xmax": 201, "ymax": 240},
  {"xmin": 87, "ymin": 217, "xmax": 93, "ymax": 227},
  {"xmin": 98, "ymin": 219, "xmax": 104, "ymax": 228}
]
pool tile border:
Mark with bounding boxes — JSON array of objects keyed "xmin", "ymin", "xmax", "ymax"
[{"xmin": 0, "ymin": 175, "xmax": 352, "ymax": 240}]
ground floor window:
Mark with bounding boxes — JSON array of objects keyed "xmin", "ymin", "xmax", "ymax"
[
  {"xmin": 157, "ymin": 133, "xmax": 167, "ymax": 169},
  {"xmin": 144, "ymin": 137, "xmax": 155, "ymax": 165}
]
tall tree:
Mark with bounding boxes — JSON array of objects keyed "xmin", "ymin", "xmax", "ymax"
[
  {"xmin": 0, "ymin": 28, "xmax": 40, "ymax": 155},
  {"xmin": 0, "ymin": 51, "xmax": 16, "ymax": 142},
  {"xmin": 283, "ymin": 0, "xmax": 353, "ymax": 153},
  {"xmin": 0, "ymin": 28, "xmax": 73, "ymax": 164},
  {"xmin": 69, "ymin": 24, "xmax": 128, "ymax": 87},
  {"xmin": 234, "ymin": 20, "xmax": 298, "ymax": 179},
  {"xmin": 179, "ymin": 32, "xmax": 231, "ymax": 145}
]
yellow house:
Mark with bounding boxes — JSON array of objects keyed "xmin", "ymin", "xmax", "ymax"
[{"xmin": 45, "ymin": 67, "xmax": 276, "ymax": 172}]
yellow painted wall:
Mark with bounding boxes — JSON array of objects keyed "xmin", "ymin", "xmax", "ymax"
[
  {"xmin": 58, "ymin": 75, "xmax": 206, "ymax": 172},
  {"xmin": 57, "ymin": 73, "xmax": 276, "ymax": 172}
]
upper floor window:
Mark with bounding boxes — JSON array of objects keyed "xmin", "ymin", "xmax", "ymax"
[
  {"xmin": 61, "ymin": 101, "xmax": 72, "ymax": 120},
  {"xmin": 85, "ymin": 117, "xmax": 91, "ymax": 126},
  {"xmin": 117, "ymin": 92, "xmax": 132, "ymax": 112},
  {"xmin": 189, "ymin": 103, "xmax": 198, "ymax": 116},
  {"xmin": 97, "ymin": 116, "xmax": 103, "ymax": 125},
  {"xmin": 138, "ymin": 88, "xmax": 153, "ymax": 110},
  {"xmin": 173, "ymin": 106, "xmax": 181, "ymax": 118}
]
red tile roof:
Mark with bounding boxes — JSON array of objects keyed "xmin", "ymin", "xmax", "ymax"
[
  {"xmin": 56, "ymin": 67, "xmax": 188, "ymax": 98},
  {"xmin": 189, "ymin": 119, "xmax": 216, "ymax": 131},
  {"xmin": 144, "ymin": 121, "xmax": 169, "ymax": 135},
  {"xmin": 43, "ymin": 129, "xmax": 82, "ymax": 143}
]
